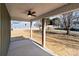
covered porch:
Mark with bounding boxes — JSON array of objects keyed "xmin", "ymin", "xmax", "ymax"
[{"xmin": 0, "ymin": 3, "xmax": 79, "ymax": 56}]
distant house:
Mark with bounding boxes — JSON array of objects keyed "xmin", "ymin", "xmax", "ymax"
[
  {"xmin": 60, "ymin": 11, "xmax": 79, "ymax": 30},
  {"xmin": 72, "ymin": 18, "xmax": 79, "ymax": 30}
]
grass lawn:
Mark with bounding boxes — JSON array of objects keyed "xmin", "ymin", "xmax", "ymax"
[{"xmin": 32, "ymin": 30, "xmax": 79, "ymax": 56}]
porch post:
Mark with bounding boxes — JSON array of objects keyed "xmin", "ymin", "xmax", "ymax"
[
  {"xmin": 42, "ymin": 18, "xmax": 46, "ymax": 47},
  {"xmin": 30, "ymin": 21, "xmax": 32, "ymax": 39}
]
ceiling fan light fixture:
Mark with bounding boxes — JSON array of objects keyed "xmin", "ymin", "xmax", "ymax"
[{"xmin": 28, "ymin": 15, "xmax": 32, "ymax": 17}]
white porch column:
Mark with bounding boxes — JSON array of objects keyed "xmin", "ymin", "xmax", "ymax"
[
  {"xmin": 30, "ymin": 21, "xmax": 32, "ymax": 39},
  {"xmin": 42, "ymin": 18, "xmax": 46, "ymax": 47}
]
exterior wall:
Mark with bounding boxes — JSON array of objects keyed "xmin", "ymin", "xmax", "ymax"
[
  {"xmin": 0, "ymin": 3, "xmax": 1, "ymax": 56},
  {"xmin": 0, "ymin": 4, "xmax": 11, "ymax": 56}
]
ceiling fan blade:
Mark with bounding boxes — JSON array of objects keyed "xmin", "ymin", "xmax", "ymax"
[
  {"xmin": 32, "ymin": 15, "xmax": 37, "ymax": 17},
  {"xmin": 32, "ymin": 11, "xmax": 36, "ymax": 14}
]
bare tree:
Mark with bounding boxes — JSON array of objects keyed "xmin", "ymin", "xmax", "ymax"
[{"xmin": 62, "ymin": 12, "xmax": 73, "ymax": 35}]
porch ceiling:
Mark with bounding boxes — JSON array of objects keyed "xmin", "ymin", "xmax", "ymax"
[
  {"xmin": 6, "ymin": 3, "xmax": 66, "ymax": 21},
  {"xmin": 6, "ymin": 3, "xmax": 79, "ymax": 21}
]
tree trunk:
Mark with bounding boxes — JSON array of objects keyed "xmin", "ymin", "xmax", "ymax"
[
  {"xmin": 66, "ymin": 26, "xmax": 70, "ymax": 35},
  {"xmin": 66, "ymin": 28, "xmax": 70, "ymax": 35}
]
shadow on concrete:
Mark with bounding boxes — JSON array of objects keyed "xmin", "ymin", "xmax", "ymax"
[
  {"xmin": 9, "ymin": 36, "xmax": 53, "ymax": 56},
  {"xmin": 11, "ymin": 36, "xmax": 29, "ymax": 42},
  {"xmin": 11, "ymin": 36, "xmax": 43, "ymax": 47}
]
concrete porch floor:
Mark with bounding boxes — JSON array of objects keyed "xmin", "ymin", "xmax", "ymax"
[{"xmin": 7, "ymin": 37, "xmax": 53, "ymax": 56}]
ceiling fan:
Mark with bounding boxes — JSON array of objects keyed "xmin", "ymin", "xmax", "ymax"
[{"xmin": 24, "ymin": 9, "xmax": 36, "ymax": 17}]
